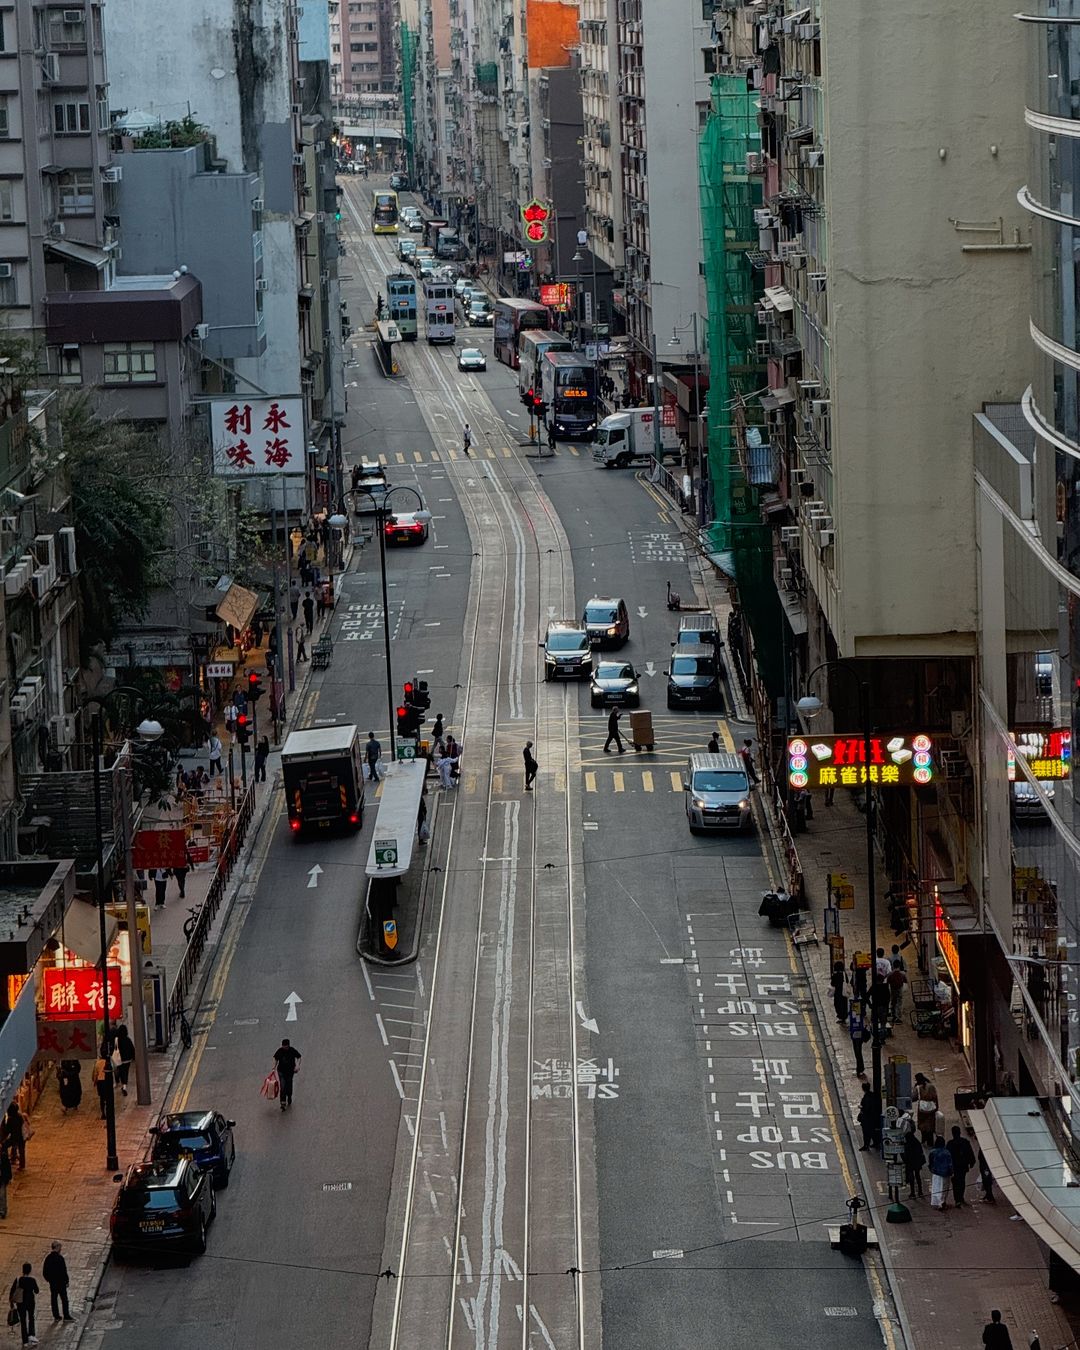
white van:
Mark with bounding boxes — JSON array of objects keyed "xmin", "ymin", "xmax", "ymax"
[{"xmin": 683, "ymin": 752, "xmax": 753, "ymax": 833}]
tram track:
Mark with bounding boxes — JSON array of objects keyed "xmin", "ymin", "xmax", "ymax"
[{"xmin": 342, "ymin": 189, "xmax": 597, "ymax": 1350}]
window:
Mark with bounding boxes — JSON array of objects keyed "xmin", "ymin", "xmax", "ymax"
[
  {"xmin": 53, "ymin": 102, "xmax": 91, "ymax": 134},
  {"xmin": 703, "ymin": 49, "xmax": 718, "ymax": 75},
  {"xmin": 0, "ymin": 97, "xmax": 8, "ymax": 139},
  {"xmin": 0, "ymin": 183, "xmax": 13, "ymax": 223},
  {"xmin": 58, "ymin": 169, "xmax": 93, "ymax": 216},
  {"xmin": 48, "ymin": 13, "xmax": 87, "ymax": 46},
  {"xmin": 97, "ymin": 98, "xmax": 109, "ymax": 131},
  {"xmin": 0, "ymin": 13, "xmax": 5, "ymax": 52},
  {"xmin": 103, "ymin": 342, "xmax": 156, "ymax": 384},
  {"xmin": 0, "ymin": 270, "xmax": 15, "ymax": 306},
  {"xmin": 56, "ymin": 345, "xmax": 81, "ymax": 384}
]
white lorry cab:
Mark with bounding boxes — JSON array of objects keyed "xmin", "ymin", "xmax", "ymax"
[{"xmin": 592, "ymin": 408, "xmax": 679, "ymax": 468}]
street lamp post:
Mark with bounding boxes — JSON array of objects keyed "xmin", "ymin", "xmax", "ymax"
[
  {"xmin": 797, "ymin": 666, "xmax": 881, "ymax": 1105},
  {"xmin": 348, "ymin": 486, "xmax": 430, "ymax": 760}
]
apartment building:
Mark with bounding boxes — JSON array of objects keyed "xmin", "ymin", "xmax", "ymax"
[
  {"xmin": 579, "ymin": 0, "xmax": 621, "ymax": 278},
  {"xmin": 332, "ymin": 0, "xmax": 396, "ymax": 99}
]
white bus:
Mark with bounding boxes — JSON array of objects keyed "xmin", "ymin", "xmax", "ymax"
[{"xmin": 423, "ymin": 278, "xmax": 456, "ymax": 344}]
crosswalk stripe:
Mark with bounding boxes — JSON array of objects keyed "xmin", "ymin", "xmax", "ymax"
[
  {"xmin": 492, "ymin": 773, "xmax": 503, "ymax": 793},
  {"xmin": 448, "ymin": 448, "xmax": 458, "ymax": 461},
  {"xmin": 670, "ymin": 771, "xmax": 682, "ymax": 792},
  {"xmin": 431, "ymin": 450, "xmax": 442, "ymax": 462},
  {"xmin": 395, "ymin": 452, "xmax": 406, "ymax": 464},
  {"xmin": 413, "ymin": 451, "xmax": 424, "ymax": 463},
  {"xmin": 613, "ymin": 772, "xmax": 625, "ymax": 793},
  {"xmin": 485, "ymin": 446, "xmax": 496, "ymax": 459},
  {"xmin": 642, "ymin": 771, "xmax": 654, "ymax": 792},
  {"xmin": 501, "ymin": 445, "xmax": 511, "ymax": 458},
  {"xmin": 378, "ymin": 453, "xmax": 388, "ymax": 465},
  {"xmin": 585, "ymin": 771, "xmax": 597, "ymax": 793}
]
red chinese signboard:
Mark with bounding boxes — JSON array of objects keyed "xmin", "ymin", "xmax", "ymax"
[
  {"xmin": 43, "ymin": 967, "xmax": 123, "ymax": 1021},
  {"xmin": 520, "ymin": 199, "xmax": 550, "ymax": 244},
  {"xmin": 211, "ymin": 398, "xmax": 305, "ymax": 477},
  {"xmin": 786, "ymin": 733, "xmax": 935, "ymax": 789},
  {"xmin": 37, "ymin": 1019, "xmax": 98, "ymax": 1058},
  {"xmin": 132, "ymin": 828, "xmax": 188, "ymax": 871},
  {"xmin": 539, "ymin": 283, "xmax": 571, "ymax": 312}
]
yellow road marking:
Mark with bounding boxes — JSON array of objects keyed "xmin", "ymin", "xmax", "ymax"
[
  {"xmin": 612, "ymin": 772, "xmax": 624, "ymax": 793},
  {"xmin": 492, "ymin": 773, "xmax": 503, "ymax": 793},
  {"xmin": 431, "ymin": 450, "xmax": 442, "ymax": 462},
  {"xmin": 374, "ymin": 782, "xmax": 384, "ymax": 799},
  {"xmin": 464, "ymin": 772, "xmax": 477, "ymax": 793},
  {"xmin": 552, "ymin": 445, "xmax": 561, "ymax": 455},
  {"xmin": 485, "ymin": 446, "xmax": 496, "ymax": 459},
  {"xmin": 642, "ymin": 771, "xmax": 654, "ymax": 792},
  {"xmin": 395, "ymin": 452, "xmax": 406, "ymax": 464},
  {"xmin": 555, "ymin": 770, "xmax": 566, "ymax": 793},
  {"xmin": 378, "ymin": 453, "xmax": 388, "ymax": 465},
  {"xmin": 718, "ymin": 720, "xmax": 735, "ymax": 752},
  {"xmin": 670, "ymin": 771, "xmax": 682, "ymax": 792},
  {"xmin": 568, "ymin": 445, "xmax": 579, "ymax": 457},
  {"xmin": 413, "ymin": 451, "xmax": 424, "ymax": 463},
  {"xmin": 448, "ymin": 448, "xmax": 458, "ymax": 461},
  {"xmin": 585, "ymin": 771, "xmax": 597, "ymax": 793},
  {"xmin": 501, "ymin": 446, "xmax": 511, "ymax": 458}
]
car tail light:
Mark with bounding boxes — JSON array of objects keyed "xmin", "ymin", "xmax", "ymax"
[
  {"xmin": 289, "ymin": 819, "xmax": 301, "ymax": 832},
  {"xmin": 349, "ymin": 813, "xmax": 359, "ymax": 824}
]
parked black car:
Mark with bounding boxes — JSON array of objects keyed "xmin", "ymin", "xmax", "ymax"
[
  {"xmin": 110, "ymin": 1158, "xmax": 216, "ymax": 1256},
  {"xmin": 666, "ymin": 644, "xmax": 723, "ymax": 710},
  {"xmin": 150, "ymin": 1110, "xmax": 236, "ymax": 1188}
]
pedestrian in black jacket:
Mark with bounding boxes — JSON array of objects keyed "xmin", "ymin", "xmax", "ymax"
[
  {"xmin": 42, "ymin": 1242, "xmax": 71, "ymax": 1322},
  {"xmin": 903, "ymin": 1130, "xmax": 925, "ymax": 1198},
  {"xmin": 523, "ymin": 741, "xmax": 538, "ymax": 791},
  {"xmin": 856, "ymin": 1082, "xmax": 881, "ymax": 1152},
  {"xmin": 603, "ymin": 708, "xmax": 625, "ymax": 754},
  {"xmin": 10, "ymin": 1261, "xmax": 38, "ymax": 1344},
  {"xmin": 947, "ymin": 1124, "xmax": 976, "ymax": 1206}
]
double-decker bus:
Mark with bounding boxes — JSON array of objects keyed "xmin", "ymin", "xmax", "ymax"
[
  {"xmin": 386, "ymin": 271, "xmax": 418, "ymax": 341},
  {"xmin": 493, "ymin": 298, "xmax": 550, "ymax": 368},
  {"xmin": 423, "ymin": 277, "xmax": 455, "ymax": 344},
  {"xmin": 540, "ymin": 350, "xmax": 598, "ymax": 438},
  {"xmin": 517, "ymin": 329, "xmax": 573, "ymax": 400},
  {"xmin": 372, "ymin": 190, "xmax": 399, "ymax": 234}
]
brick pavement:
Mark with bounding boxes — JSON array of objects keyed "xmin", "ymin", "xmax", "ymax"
[{"xmin": 674, "ymin": 512, "xmax": 1080, "ymax": 1350}]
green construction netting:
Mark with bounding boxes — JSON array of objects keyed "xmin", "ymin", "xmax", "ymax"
[{"xmin": 400, "ymin": 24, "xmax": 418, "ymax": 183}]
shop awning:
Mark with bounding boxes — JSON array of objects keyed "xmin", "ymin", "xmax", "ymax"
[
  {"xmin": 760, "ymin": 387, "xmax": 796, "ymax": 412},
  {"xmin": 44, "ymin": 238, "xmax": 111, "ymax": 271},
  {"xmin": 60, "ymin": 896, "xmax": 118, "ymax": 964},
  {"xmin": 970, "ymin": 1099, "xmax": 1080, "ymax": 1269}
]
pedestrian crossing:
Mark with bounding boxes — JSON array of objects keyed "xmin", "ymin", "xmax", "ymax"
[
  {"xmin": 372, "ymin": 765, "xmax": 694, "ymax": 798},
  {"xmin": 370, "ymin": 445, "xmax": 582, "ymax": 467}
]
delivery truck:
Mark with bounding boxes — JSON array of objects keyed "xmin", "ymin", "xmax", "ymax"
[
  {"xmin": 591, "ymin": 407, "xmax": 680, "ymax": 468},
  {"xmin": 282, "ymin": 724, "xmax": 366, "ymax": 836}
]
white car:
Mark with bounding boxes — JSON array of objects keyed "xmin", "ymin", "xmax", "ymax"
[{"xmin": 458, "ymin": 347, "xmax": 487, "ymax": 372}]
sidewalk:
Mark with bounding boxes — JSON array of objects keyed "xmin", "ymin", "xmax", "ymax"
[{"xmin": 666, "ymin": 502, "xmax": 1080, "ymax": 1349}]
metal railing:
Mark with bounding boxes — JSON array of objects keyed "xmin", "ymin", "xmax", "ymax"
[{"xmin": 166, "ymin": 782, "xmax": 257, "ymax": 1040}]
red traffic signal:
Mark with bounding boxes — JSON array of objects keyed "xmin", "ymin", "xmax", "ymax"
[
  {"xmin": 403, "ymin": 681, "xmax": 414, "ymax": 698},
  {"xmin": 237, "ymin": 713, "xmax": 248, "ymax": 727},
  {"xmin": 248, "ymin": 672, "xmax": 258, "ymax": 688}
]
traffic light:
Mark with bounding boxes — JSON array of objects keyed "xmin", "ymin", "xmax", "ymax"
[
  {"xmin": 402, "ymin": 680, "xmax": 429, "ymax": 720},
  {"xmin": 248, "ymin": 671, "xmax": 263, "ymax": 702},
  {"xmin": 236, "ymin": 713, "xmax": 250, "ymax": 746},
  {"xmin": 532, "ymin": 394, "xmax": 547, "ymax": 418},
  {"xmin": 521, "ymin": 386, "xmax": 535, "ymax": 409},
  {"xmin": 396, "ymin": 705, "xmax": 410, "ymax": 737}
]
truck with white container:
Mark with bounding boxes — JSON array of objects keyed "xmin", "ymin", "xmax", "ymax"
[{"xmin": 591, "ymin": 408, "xmax": 680, "ymax": 468}]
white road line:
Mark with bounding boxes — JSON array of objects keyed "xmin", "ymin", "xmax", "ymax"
[
  {"xmin": 388, "ymin": 1059, "xmax": 405, "ymax": 1099},
  {"xmin": 375, "ymin": 1014, "xmax": 389, "ymax": 1047}
]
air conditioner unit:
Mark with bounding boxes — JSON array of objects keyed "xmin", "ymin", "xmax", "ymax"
[
  {"xmin": 35, "ymin": 535, "xmax": 56, "ymax": 572},
  {"xmin": 52, "ymin": 222, "xmax": 65, "ymax": 237},
  {"xmin": 42, "ymin": 53, "xmax": 61, "ymax": 82},
  {"xmin": 50, "ymin": 713, "xmax": 76, "ymax": 749},
  {"xmin": 32, "ymin": 566, "xmax": 53, "ymax": 601},
  {"xmin": 194, "ymin": 322, "xmax": 210, "ymax": 340},
  {"xmin": 810, "ymin": 398, "xmax": 831, "ymax": 416},
  {"xmin": 58, "ymin": 526, "xmax": 76, "ymax": 574},
  {"xmin": 780, "ymin": 526, "xmax": 800, "ymax": 542},
  {"xmin": 63, "ymin": 9, "xmax": 84, "ymax": 22},
  {"xmin": 806, "ymin": 499, "xmax": 825, "ymax": 514},
  {"xmin": 796, "ymin": 379, "xmax": 820, "ymax": 391},
  {"xmin": 9, "ymin": 695, "xmax": 28, "ymax": 727},
  {"xmin": 745, "ymin": 152, "xmax": 764, "ymax": 173},
  {"xmin": 754, "ymin": 340, "xmax": 770, "ymax": 359},
  {"xmin": 809, "ymin": 272, "xmax": 827, "ymax": 292},
  {"xmin": 0, "ymin": 264, "xmax": 12, "ymax": 281},
  {"xmin": 292, "ymin": 153, "xmax": 305, "ymax": 167},
  {"xmin": 789, "ymin": 469, "xmax": 809, "ymax": 484},
  {"xmin": 252, "ymin": 198, "xmax": 264, "ymax": 213},
  {"xmin": 19, "ymin": 677, "xmax": 44, "ymax": 712},
  {"xmin": 256, "ymin": 278, "xmax": 269, "ymax": 291},
  {"xmin": 805, "ymin": 148, "xmax": 824, "ymax": 169},
  {"xmin": 102, "ymin": 166, "xmax": 122, "ymax": 183},
  {"xmin": 779, "ymin": 567, "xmax": 793, "ymax": 582},
  {"xmin": 291, "ymin": 103, "xmax": 303, "ymax": 116},
  {"xmin": 787, "ymin": 251, "xmax": 806, "ymax": 269},
  {"xmin": 818, "ymin": 528, "xmax": 835, "ymax": 548}
]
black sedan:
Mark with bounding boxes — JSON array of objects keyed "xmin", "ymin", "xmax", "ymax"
[
  {"xmin": 590, "ymin": 661, "xmax": 641, "ymax": 708},
  {"xmin": 150, "ymin": 1109, "xmax": 236, "ymax": 1187},
  {"xmin": 666, "ymin": 645, "xmax": 724, "ymax": 710},
  {"xmin": 110, "ymin": 1158, "xmax": 216, "ymax": 1256}
]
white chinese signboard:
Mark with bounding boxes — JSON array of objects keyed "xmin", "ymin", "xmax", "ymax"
[{"xmin": 210, "ymin": 398, "xmax": 305, "ymax": 477}]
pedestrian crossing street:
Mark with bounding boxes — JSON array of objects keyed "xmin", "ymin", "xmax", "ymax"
[
  {"xmin": 369, "ymin": 445, "xmax": 583, "ymax": 466},
  {"xmin": 365, "ymin": 715, "xmax": 737, "ymax": 800}
]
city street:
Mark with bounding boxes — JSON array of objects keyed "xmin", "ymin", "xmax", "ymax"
[{"xmin": 83, "ymin": 180, "xmax": 885, "ymax": 1350}]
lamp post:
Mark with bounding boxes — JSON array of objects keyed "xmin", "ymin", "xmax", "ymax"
[
  {"xmin": 797, "ymin": 666, "xmax": 881, "ymax": 1104},
  {"xmin": 84, "ymin": 695, "xmax": 166, "ymax": 1166},
  {"xmin": 348, "ymin": 485, "xmax": 429, "ymax": 760},
  {"xmin": 668, "ymin": 314, "xmax": 706, "ymax": 524}
]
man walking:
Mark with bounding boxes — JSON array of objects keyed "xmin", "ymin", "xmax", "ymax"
[
  {"xmin": 253, "ymin": 735, "xmax": 270, "ymax": 784},
  {"xmin": 856, "ymin": 1082, "xmax": 881, "ymax": 1153},
  {"xmin": 42, "ymin": 1243, "xmax": 71, "ymax": 1323},
  {"xmin": 462, "ymin": 422, "xmax": 472, "ymax": 455},
  {"xmin": 604, "ymin": 707, "xmax": 625, "ymax": 754},
  {"xmin": 302, "ymin": 589, "xmax": 316, "ymax": 636},
  {"xmin": 707, "ymin": 730, "xmax": 721, "ymax": 754},
  {"xmin": 523, "ymin": 741, "xmax": 538, "ymax": 791},
  {"xmin": 946, "ymin": 1124, "xmax": 976, "ymax": 1206},
  {"xmin": 207, "ymin": 732, "xmax": 223, "ymax": 778},
  {"xmin": 366, "ymin": 732, "xmax": 382, "ymax": 782},
  {"xmin": 738, "ymin": 738, "xmax": 759, "ymax": 784},
  {"xmin": 273, "ymin": 1038, "xmax": 302, "ymax": 1112}
]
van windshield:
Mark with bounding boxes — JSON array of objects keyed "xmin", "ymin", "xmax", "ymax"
[
  {"xmin": 693, "ymin": 771, "xmax": 748, "ymax": 792},
  {"xmin": 548, "ymin": 631, "xmax": 588, "ymax": 652},
  {"xmin": 585, "ymin": 604, "xmax": 618, "ymax": 623},
  {"xmin": 672, "ymin": 656, "xmax": 714, "ymax": 676}
]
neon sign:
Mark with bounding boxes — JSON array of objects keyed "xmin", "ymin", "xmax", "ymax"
[
  {"xmin": 1008, "ymin": 728, "xmax": 1071, "ymax": 781},
  {"xmin": 786, "ymin": 734, "xmax": 935, "ymax": 789}
]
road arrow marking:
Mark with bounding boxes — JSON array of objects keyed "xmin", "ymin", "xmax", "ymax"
[
  {"xmin": 547, "ymin": 605, "xmax": 556, "ymax": 618},
  {"xmin": 643, "ymin": 661, "xmax": 657, "ymax": 678},
  {"xmin": 307, "ymin": 865, "xmax": 323, "ymax": 889},
  {"xmin": 576, "ymin": 1001, "xmax": 599, "ymax": 1034},
  {"xmin": 637, "ymin": 606, "xmax": 648, "ymax": 618},
  {"xmin": 284, "ymin": 992, "xmax": 303, "ymax": 1022}
]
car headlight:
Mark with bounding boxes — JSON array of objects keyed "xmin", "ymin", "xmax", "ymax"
[
  {"xmin": 606, "ymin": 627, "xmax": 617, "ymax": 635},
  {"xmin": 738, "ymin": 799, "xmax": 749, "ymax": 810},
  {"xmin": 626, "ymin": 685, "xmax": 638, "ymax": 694},
  {"xmin": 692, "ymin": 797, "xmax": 706, "ymax": 809}
]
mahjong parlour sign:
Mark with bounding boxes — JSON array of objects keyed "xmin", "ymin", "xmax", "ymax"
[{"xmin": 786, "ymin": 734, "xmax": 935, "ymax": 790}]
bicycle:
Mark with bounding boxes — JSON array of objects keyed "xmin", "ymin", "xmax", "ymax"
[
  {"xmin": 183, "ymin": 905, "xmax": 203, "ymax": 941},
  {"xmin": 177, "ymin": 1004, "xmax": 192, "ymax": 1051}
]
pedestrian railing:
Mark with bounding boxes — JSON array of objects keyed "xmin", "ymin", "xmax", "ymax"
[
  {"xmin": 166, "ymin": 782, "xmax": 257, "ymax": 1042},
  {"xmin": 769, "ymin": 783, "xmax": 805, "ymax": 900}
]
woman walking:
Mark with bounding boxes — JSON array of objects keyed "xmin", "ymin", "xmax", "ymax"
[{"xmin": 928, "ymin": 1134, "xmax": 953, "ymax": 1210}]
